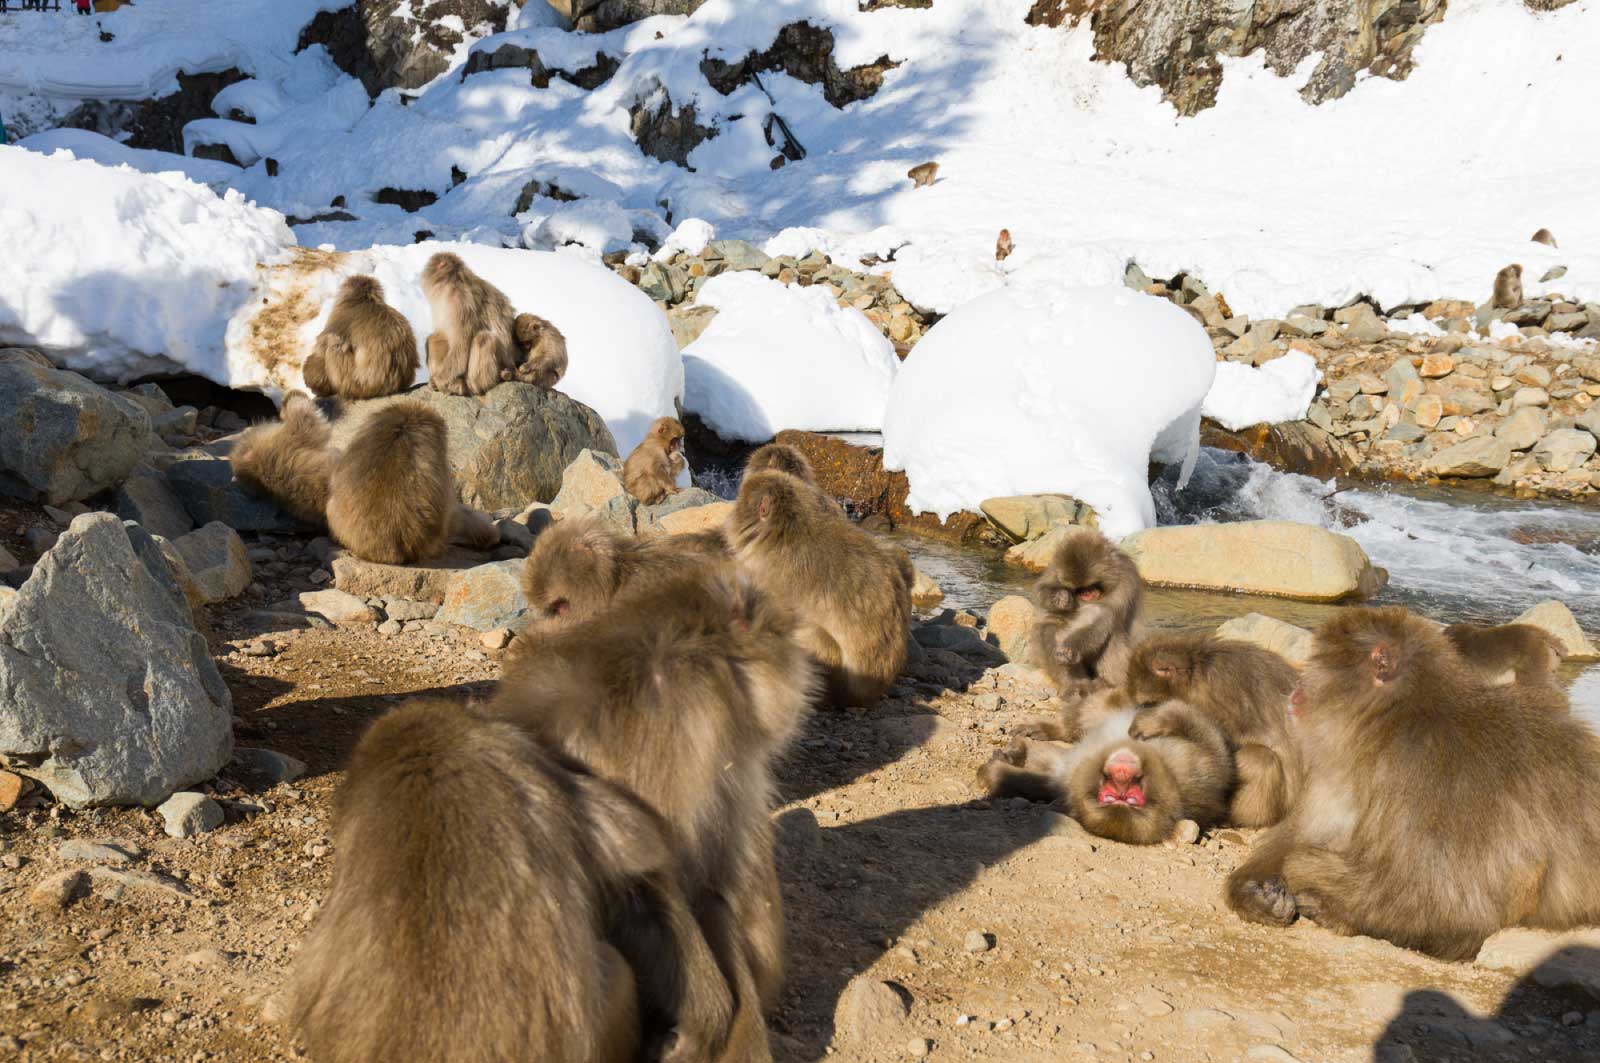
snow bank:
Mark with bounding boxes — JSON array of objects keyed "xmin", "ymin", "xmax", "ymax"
[
  {"xmin": 15, "ymin": 129, "xmax": 242, "ymax": 187},
  {"xmin": 1201, "ymin": 350, "xmax": 1322, "ymax": 431},
  {"xmin": 682, "ymin": 272, "xmax": 898, "ymax": 442},
  {"xmin": 0, "ymin": 146, "xmax": 294, "ymax": 383},
  {"xmin": 882, "ymin": 284, "xmax": 1216, "ymax": 538}
]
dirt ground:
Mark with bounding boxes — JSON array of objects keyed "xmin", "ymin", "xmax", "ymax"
[{"xmin": 2, "ymin": 507, "xmax": 1598, "ymax": 1063}]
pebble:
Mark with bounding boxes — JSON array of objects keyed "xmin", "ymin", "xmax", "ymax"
[
  {"xmin": 29, "ymin": 868, "xmax": 87, "ymax": 912},
  {"xmin": 377, "ymin": 619, "xmax": 403, "ymax": 636},
  {"xmin": 481, "ymin": 628, "xmax": 512, "ymax": 650},
  {"xmin": 1, "ymin": 853, "xmax": 25, "ymax": 870},
  {"xmin": 1173, "ymin": 819, "xmax": 1201, "ymax": 845},
  {"xmin": 0, "ymin": 770, "xmax": 25, "ymax": 811},
  {"xmin": 240, "ymin": 639, "xmax": 279, "ymax": 657},
  {"xmin": 158, "ymin": 792, "xmax": 225, "ymax": 838},
  {"xmin": 964, "ymin": 930, "xmax": 994, "ymax": 953},
  {"xmin": 906, "ymin": 1037, "xmax": 931, "ymax": 1058}
]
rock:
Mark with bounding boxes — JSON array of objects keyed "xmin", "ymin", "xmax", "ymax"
[
  {"xmin": 232, "ymin": 747, "xmax": 307, "ymax": 786},
  {"xmin": 550, "ymin": 449, "xmax": 636, "ymax": 530},
  {"xmin": 0, "ymin": 514, "xmax": 232, "ymax": 807},
  {"xmin": 58, "ymin": 839, "xmax": 140, "ymax": 863},
  {"xmin": 1477, "ymin": 928, "xmax": 1600, "ymax": 999},
  {"xmin": 1443, "ymin": 389, "xmax": 1495, "ymax": 416},
  {"xmin": 1516, "ymin": 363, "xmax": 1554, "ymax": 388},
  {"xmin": 835, "ymin": 977, "xmax": 912, "ymax": 1043},
  {"xmin": 376, "ymin": 619, "xmax": 402, "ymax": 636},
  {"xmin": 985, "ymin": 596, "xmax": 1038, "ymax": 664},
  {"xmin": 906, "ymin": 1038, "xmax": 932, "ymax": 1059},
  {"xmin": 1532, "ymin": 428, "xmax": 1597, "ymax": 472},
  {"xmin": 1493, "ymin": 407, "xmax": 1547, "ymax": 450},
  {"xmin": 1198, "ymin": 420, "xmax": 1354, "ymax": 480},
  {"xmin": 0, "ymin": 769, "xmax": 25, "ymax": 811},
  {"xmin": 1511, "ymin": 387, "xmax": 1549, "ymax": 409},
  {"xmin": 1214, "ymin": 613, "xmax": 1312, "ymax": 667},
  {"xmin": 1511, "ymin": 600, "xmax": 1599, "ymax": 660},
  {"xmin": 1410, "ymin": 395, "xmax": 1443, "ymax": 429},
  {"xmin": 708, "ymin": 239, "xmax": 771, "ymax": 271},
  {"xmin": 979, "ymin": 494, "xmax": 1090, "ymax": 542},
  {"xmin": 1383, "ymin": 357, "xmax": 1423, "ymax": 407},
  {"xmin": 168, "ymin": 454, "xmax": 302, "ymax": 533},
  {"xmin": 775, "ymin": 806, "xmax": 822, "ymax": 860},
  {"xmin": 1504, "ymin": 301, "xmax": 1552, "ymax": 327},
  {"xmin": 170, "ymin": 522, "xmax": 252, "ymax": 603},
  {"xmin": 328, "ymin": 385, "xmax": 615, "ymax": 513},
  {"xmin": 0, "ymin": 362, "xmax": 153, "ymax": 504},
  {"xmin": 636, "ymin": 487, "xmax": 722, "ymax": 531},
  {"xmin": 964, "ymin": 930, "xmax": 994, "ymax": 953},
  {"xmin": 1426, "ymin": 437, "xmax": 1512, "ymax": 478},
  {"xmin": 1337, "ymin": 303, "xmax": 1390, "ymax": 344},
  {"xmin": 24, "ymin": 526, "xmax": 58, "ymax": 554},
  {"xmin": 295, "ymin": 588, "xmax": 379, "ymax": 625},
  {"xmin": 436, "ymin": 560, "xmax": 528, "ymax": 632},
  {"xmin": 30, "ymin": 869, "xmax": 88, "ymax": 913},
  {"xmin": 667, "ymin": 304, "xmax": 719, "ymax": 349},
  {"xmin": 1005, "ymin": 524, "xmax": 1086, "ymax": 572},
  {"xmin": 910, "ymin": 566, "xmax": 944, "ymax": 609},
  {"xmin": 157, "ymin": 792, "xmax": 224, "ymax": 838},
  {"xmin": 330, "ymin": 548, "xmax": 484, "ymax": 603},
  {"xmin": 1120, "ymin": 521, "xmax": 1383, "ymax": 602},
  {"xmin": 1173, "ymin": 820, "xmax": 1201, "ymax": 845},
  {"xmin": 382, "ymin": 597, "xmax": 438, "ymax": 622},
  {"xmin": 1576, "ymin": 406, "xmax": 1600, "ymax": 439},
  {"xmin": 113, "ymin": 465, "xmax": 195, "ymax": 539},
  {"xmin": 301, "ymin": 0, "xmax": 515, "ymax": 95},
  {"xmin": 0, "ymin": 544, "xmax": 16, "ymax": 579},
  {"xmin": 1418, "ymin": 353, "xmax": 1454, "ymax": 378},
  {"xmin": 480, "ymin": 628, "xmax": 512, "ymax": 651}
]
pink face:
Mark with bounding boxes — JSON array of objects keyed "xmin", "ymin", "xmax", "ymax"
[{"xmin": 1097, "ymin": 749, "xmax": 1146, "ymax": 808}]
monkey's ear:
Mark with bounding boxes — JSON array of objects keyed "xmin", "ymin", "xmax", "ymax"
[
  {"xmin": 1369, "ymin": 643, "xmax": 1399, "ymax": 685},
  {"xmin": 757, "ymin": 494, "xmax": 774, "ymax": 521}
]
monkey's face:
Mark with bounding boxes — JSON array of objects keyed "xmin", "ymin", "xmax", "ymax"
[
  {"xmin": 1096, "ymin": 748, "xmax": 1145, "ymax": 809},
  {"xmin": 1036, "ymin": 579, "xmax": 1105, "ymax": 617}
]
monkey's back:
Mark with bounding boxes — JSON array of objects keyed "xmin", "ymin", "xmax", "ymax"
[
  {"xmin": 327, "ymin": 403, "xmax": 453, "ymax": 563},
  {"xmin": 341, "ymin": 296, "xmax": 419, "ymax": 398}
]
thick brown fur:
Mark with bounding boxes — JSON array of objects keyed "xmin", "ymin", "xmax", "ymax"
[
  {"xmin": 1531, "ymin": 227, "xmax": 1557, "ymax": 248},
  {"xmin": 1029, "ymin": 529, "xmax": 1147, "ymax": 700},
  {"xmin": 727, "ymin": 470, "xmax": 911, "ymax": 708},
  {"xmin": 508, "ymin": 312, "xmax": 569, "ymax": 388},
  {"xmin": 907, "ymin": 161, "xmax": 938, "ymax": 188},
  {"xmin": 979, "ymin": 701, "xmax": 1233, "ymax": 845},
  {"xmin": 287, "ymin": 697, "xmax": 733, "ymax": 1063},
  {"xmin": 421, "ymin": 252, "xmax": 518, "ymax": 396},
  {"xmin": 995, "ymin": 228, "xmax": 1013, "ymax": 262},
  {"xmin": 328, "ymin": 403, "xmax": 470, "ymax": 564},
  {"xmin": 1492, "ymin": 263, "xmax": 1524, "ymax": 310},
  {"xmin": 492, "ymin": 566, "xmax": 819, "ymax": 1054},
  {"xmin": 301, "ymin": 275, "xmax": 419, "ymax": 400},
  {"xmin": 1016, "ymin": 684, "xmax": 1134, "ymax": 744},
  {"xmin": 1124, "ymin": 633, "xmax": 1301, "ymax": 828},
  {"xmin": 230, "ymin": 391, "xmax": 335, "ymax": 525},
  {"xmin": 623, "ymin": 417, "xmax": 687, "ymax": 505},
  {"xmin": 744, "ymin": 443, "xmax": 816, "ymax": 485},
  {"xmin": 1443, "ymin": 621, "xmax": 1566, "ymax": 688},
  {"xmin": 1225, "ymin": 606, "xmax": 1600, "ymax": 961}
]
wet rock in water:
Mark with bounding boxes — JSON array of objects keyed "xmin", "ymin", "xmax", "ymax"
[
  {"xmin": 985, "ymin": 595, "xmax": 1036, "ymax": 662},
  {"xmin": 1121, "ymin": 521, "xmax": 1384, "ymax": 602},
  {"xmin": 436, "ymin": 559, "xmax": 528, "ymax": 632},
  {"xmin": 170, "ymin": 522, "xmax": 252, "ymax": 603},
  {"xmin": 158, "ymin": 792, "xmax": 225, "ymax": 838},
  {"xmin": 1425, "ymin": 437, "xmax": 1512, "ymax": 478},
  {"xmin": 1214, "ymin": 613, "xmax": 1313, "ymax": 667},
  {"xmin": 0, "ymin": 514, "xmax": 232, "ymax": 808},
  {"xmin": 1511, "ymin": 600, "xmax": 1599, "ymax": 660},
  {"xmin": 979, "ymin": 493, "xmax": 1091, "ymax": 542},
  {"xmin": 835, "ymin": 976, "xmax": 912, "ymax": 1042},
  {"xmin": 0, "ymin": 362, "xmax": 153, "ymax": 504},
  {"xmin": 232, "ymin": 747, "xmax": 307, "ymax": 786},
  {"xmin": 910, "ymin": 566, "xmax": 944, "ymax": 609},
  {"xmin": 114, "ymin": 464, "xmax": 195, "ymax": 539},
  {"xmin": 656, "ymin": 500, "xmax": 733, "ymax": 536},
  {"xmin": 1004, "ymin": 525, "xmax": 1080, "ymax": 572},
  {"xmin": 169, "ymin": 454, "xmax": 302, "ymax": 533},
  {"xmin": 1532, "ymin": 428, "xmax": 1597, "ymax": 472}
]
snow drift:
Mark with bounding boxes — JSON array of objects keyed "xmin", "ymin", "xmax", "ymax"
[{"xmin": 1202, "ymin": 350, "xmax": 1323, "ymax": 432}]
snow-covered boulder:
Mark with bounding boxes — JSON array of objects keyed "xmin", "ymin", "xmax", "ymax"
[
  {"xmin": 683, "ymin": 272, "xmax": 899, "ymax": 442},
  {"xmin": 881, "ymin": 285, "xmax": 1215, "ymax": 538},
  {"xmin": 1202, "ymin": 350, "xmax": 1322, "ymax": 431}
]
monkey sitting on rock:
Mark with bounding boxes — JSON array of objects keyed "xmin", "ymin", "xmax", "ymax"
[
  {"xmin": 1026, "ymin": 529, "xmax": 1147, "ymax": 707},
  {"xmin": 301, "ymin": 274, "xmax": 419, "ymax": 401},
  {"xmin": 623, "ymin": 416, "xmax": 687, "ymax": 505}
]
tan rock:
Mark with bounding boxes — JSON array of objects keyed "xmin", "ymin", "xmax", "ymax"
[
  {"xmin": 1120, "ymin": 521, "xmax": 1384, "ymax": 602},
  {"xmin": 985, "ymin": 595, "xmax": 1037, "ymax": 663},
  {"xmin": 1476, "ymin": 927, "xmax": 1600, "ymax": 998},
  {"xmin": 1004, "ymin": 525, "xmax": 1079, "ymax": 573},
  {"xmin": 1411, "ymin": 395, "xmax": 1443, "ymax": 429},
  {"xmin": 330, "ymin": 548, "xmax": 485, "ymax": 603},
  {"xmin": 1426, "ymin": 437, "xmax": 1512, "ymax": 478},
  {"xmin": 1511, "ymin": 600, "xmax": 1599, "ymax": 660},
  {"xmin": 0, "ymin": 769, "xmax": 26, "ymax": 812},
  {"xmin": 480, "ymin": 628, "xmax": 512, "ymax": 651},
  {"xmin": 1214, "ymin": 613, "xmax": 1313, "ymax": 667},
  {"xmin": 1424, "ymin": 299, "xmax": 1476, "ymax": 320},
  {"xmin": 979, "ymin": 493, "xmax": 1086, "ymax": 542},
  {"xmin": 1418, "ymin": 353, "xmax": 1454, "ymax": 378},
  {"xmin": 910, "ymin": 566, "xmax": 944, "ymax": 609},
  {"xmin": 551, "ymin": 449, "xmax": 631, "ymax": 514},
  {"xmin": 656, "ymin": 501, "xmax": 733, "ymax": 536}
]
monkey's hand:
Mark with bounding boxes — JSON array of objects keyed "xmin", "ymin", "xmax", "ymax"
[
  {"xmin": 1233, "ymin": 876, "xmax": 1299, "ymax": 927},
  {"xmin": 1127, "ymin": 708, "xmax": 1173, "ymax": 741},
  {"xmin": 1015, "ymin": 715, "xmax": 1073, "ymax": 742}
]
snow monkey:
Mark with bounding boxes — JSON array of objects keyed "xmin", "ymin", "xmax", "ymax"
[
  {"xmin": 1225, "ymin": 606, "xmax": 1600, "ymax": 961},
  {"xmin": 907, "ymin": 161, "xmax": 938, "ymax": 188},
  {"xmin": 301, "ymin": 274, "xmax": 419, "ymax": 401},
  {"xmin": 420, "ymin": 252, "xmax": 518, "ymax": 396},
  {"xmin": 980, "ymin": 700, "xmax": 1233, "ymax": 845},
  {"xmin": 286, "ymin": 697, "xmax": 736, "ymax": 1063},
  {"xmin": 1443, "ymin": 621, "xmax": 1566, "ymax": 689},
  {"xmin": 492, "ymin": 565, "xmax": 819, "ymax": 1053},
  {"xmin": 743, "ymin": 442, "xmax": 817, "ymax": 485},
  {"xmin": 230, "ymin": 391, "xmax": 335, "ymax": 526},
  {"xmin": 622, "ymin": 416, "xmax": 687, "ymax": 505},
  {"xmin": 508, "ymin": 312, "xmax": 568, "ymax": 389},
  {"xmin": 1531, "ymin": 227, "xmax": 1557, "ymax": 248},
  {"xmin": 726, "ymin": 469, "xmax": 911, "ymax": 708},
  {"xmin": 1492, "ymin": 263, "xmax": 1524, "ymax": 310},
  {"xmin": 995, "ymin": 228, "xmax": 1013, "ymax": 262},
  {"xmin": 1028, "ymin": 529, "xmax": 1147, "ymax": 704},
  {"xmin": 1123, "ymin": 633, "xmax": 1302, "ymax": 828}
]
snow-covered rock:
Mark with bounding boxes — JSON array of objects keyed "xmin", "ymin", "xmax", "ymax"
[
  {"xmin": 683, "ymin": 271, "xmax": 898, "ymax": 442},
  {"xmin": 882, "ymin": 284, "xmax": 1215, "ymax": 538},
  {"xmin": 1202, "ymin": 350, "xmax": 1323, "ymax": 431}
]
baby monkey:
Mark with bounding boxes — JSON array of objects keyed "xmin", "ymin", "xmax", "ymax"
[
  {"xmin": 1492, "ymin": 263, "xmax": 1524, "ymax": 310},
  {"xmin": 907, "ymin": 161, "xmax": 939, "ymax": 188},
  {"xmin": 508, "ymin": 312, "xmax": 568, "ymax": 389},
  {"xmin": 623, "ymin": 416, "xmax": 687, "ymax": 505}
]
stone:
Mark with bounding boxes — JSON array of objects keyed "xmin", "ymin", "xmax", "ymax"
[
  {"xmin": 1172, "ymin": 820, "xmax": 1201, "ymax": 845},
  {"xmin": 1426, "ymin": 437, "xmax": 1513, "ymax": 478},
  {"xmin": 170, "ymin": 522, "xmax": 252, "ymax": 603},
  {"xmin": 1511, "ymin": 600, "xmax": 1599, "ymax": 660},
  {"xmin": 30, "ymin": 869, "xmax": 88, "ymax": 913},
  {"xmin": 1443, "ymin": 389, "xmax": 1494, "ymax": 416},
  {"xmin": 1516, "ymin": 363, "xmax": 1554, "ymax": 388},
  {"xmin": 550, "ymin": 449, "xmax": 636, "ymax": 530},
  {"xmin": 327, "ymin": 384, "xmax": 616, "ymax": 513},
  {"xmin": 1418, "ymin": 353, "xmax": 1454, "ymax": 378},
  {"xmin": 1577, "ymin": 405, "xmax": 1600, "ymax": 439},
  {"xmin": 835, "ymin": 977, "xmax": 912, "ymax": 1043},
  {"xmin": 979, "ymin": 494, "xmax": 1087, "ymax": 542},
  {"xmin": 667, "ymin": 304, "xmax": 718, "ymax": 349},
  {"xmin": 636, "ymin": 487, "xmax": 722, "ymax": 531},
  {"xmin": 301, "ymin": 0, "xmax": 516, "ymax": 95},
  {"xmin": 708, "ymin": 239, "xmax": 772, "ymax": 271},
  {"xmin": 232, "ymin": 747, "xmax": 307, "ymax": 785},
  {"xmin": 1214, "ymin": 613, "xmax": 1313, "ymax": 666},
  {"xmin": 0, "ymin": 544, "xmax": 16, "ymax": 579},
  {"xmin": 330, "ymin": 548, "xmax": 484, "ymax": 603},
  {"xmin": 113, "ymin": 464, "xmax": 195, "ymax": 539},
  {"xmin": 58, "ymin": 839, "xmax": 140, "ymax": 863},
  {"xmin": 1511, "ymin": 387, "xmax": 1549, "ymax": 408},
  {"xmin": 656, "ymin": 501, "xmax": 734, "ymax": 536},
  {"xmin": 0, "ymin": 769, "xmax": 24, "ymax": 811},
  {"xmin": 24, "ymin": 526, "xmax": 58, "ymax": 554},
  {"xmin": 382, "ymin": 597, "xmax": 438, "ymax": 622},
  {"xmin": 1409, "ymin": 395, "xmax": 1443, "ymax": 429},
  {"xmin": 157, "ymin": 792, "xmax": 224, "ymax": 838},
  {"xmin": 986, "ymin": 596, "xmax": 1036, "ymax": 662},
  {"xmin": 1494, "ymin": 407, "xmax": 1548, "ymax": 451},
  {"xmin": 436, "ymin": 560, "xmax": 528, "ymax": 632},
  {"xmin": 1120, "ymin": 521, "xmax": 1384, "ymax": 602},
  {"xmin": 1477, "ymin": 928, "xmax": 1600, "ymax": 999},
  {"xmin": 480, "ymin": 628, "xmax": 512, "ymax": 651},
  {"xmin": 1504, "ymin": 301, "xmax": 1552, "ymax": 327},
  {"xmin": 168, "ymin": 454, "xmax": 302, "ymax": 533},
  {"xmin": 295, "ymin": 588, "xmax": 379, "ymax": 625},
  {"xmin": 964, "ymin": 930, "xmax": 994, "ymax": 952},
  {"xmin": 0, "ymin": 514, "xmax": 232, "ymax": 807},
  {"xmin": 1548, "ymin": 311, "xmax": 1588, "ymax": 333},
  {"xmin": 910, "ymin": 567, "xmax": 944, "ymax": 609},
  {"xmin": 0, "ymin": 362, "xmax": 153, "ymax": 504},
  {"xmin": 1532, "ymin": 428, "xmax": 1597, "ymax": 472},
  {"xmin": 1355, "ymin": 372, "xmax": 1387, "ymax": 394},
  {"xmin": 906, "ymin": 1038, "xmax": 932, "ymax": 1058},
  {"xmin": 1335, "ymin": 303, "xmax": 1389, "ymax": 343},
  {"xmin": 1005, "ymin": 524, "xmax": 1088, "ymax": 572},
  {"xmin": 1383, "ymin": 357, "xmax": 1423, "ymax": 407}
]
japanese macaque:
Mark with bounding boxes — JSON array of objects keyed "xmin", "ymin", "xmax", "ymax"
[
  {"xmin": 421, "ymin": 252, "xmax": 518, "ymax": 396},
  {"xmin": 300, "ymin": 275, "xmax": 419, "ymax": 401},
  {"xmin": 1029, "ymin": 529, "xmax": 1147, "ymax": 701},
  {"xmin": 979, "ymin": 701, "xmax": 1233, "ymax": 845},
  {"xmin": 230, "ymin": 391, "xmax": 335, "ymax": 525},
  {"xmin": 623, "ymin": 416, "xmax": 686, "ymax": 505},
  {"xmin": 508, "ymin": 312, "xmax": 568, "ymax": 389},
  {"xmin": 907, "ymin": 161, "xmax": 939, "ymax": 188},
  {"xmin": 995, "ymin": 228, "xmax": 1013, "ymax": 262},
  {"xmin": 727, "ymin": 470, "xmax": 911, "ymax": 708},
  {"xmin": 1531, "ymin": 227, "xmax": 1558, "ymax": 248},
  {"xmin": 287, "ymin": 697, "xmax": 734, "ymax": 1063},
  {"xmin": 1225, "ymin": 607, "xmax": 1600, "ymax": 961},
  {"xmin": 1124, "ymin": 633, "xmax": 1301, "ymax": 828},
  {"xmin": 492, "ymin": 566, "xmax": 818, "ymax": 1049},
  {"xmin": 1016, "ymin": 684, "xmax": 1135, "ymax": 744},
  {"xmin": 1492, "ymin": 264, "xmax": 1524, "ymax": 310},
  {"xmin": 744, "ymin": 442, "xmax": 816, "ymax": 485},
  {"xmin": 1443, "ymin": 621, "xmax": 1565, "ymax": 687}
]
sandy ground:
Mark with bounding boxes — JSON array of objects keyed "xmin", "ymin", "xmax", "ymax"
[{"xmin": 2, "ymin": 503, "xmax": 1598, "ymax": 1063}]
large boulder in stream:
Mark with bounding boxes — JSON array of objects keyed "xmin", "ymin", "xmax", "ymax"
[
  {"xmin": 1120, "ymin": 520, "xmax": 1385, "ymax": 602},
  {"xmin": 0, "ymin": 359, "xmax": 153, "ymax": 504}
]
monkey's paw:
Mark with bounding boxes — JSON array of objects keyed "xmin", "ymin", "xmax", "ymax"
[
  {"xmin": 1127, "ymin": 711, "xmax": 1172, "ymax": 741},
  {"xmin": 1238, "ymin": 877, "xmax": 1298, "ymax": 926}
]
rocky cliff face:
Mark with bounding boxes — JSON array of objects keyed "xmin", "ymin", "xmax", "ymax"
[{"xmin": 298, "ymin": 0, "xmax": 514, "ymax": 96}]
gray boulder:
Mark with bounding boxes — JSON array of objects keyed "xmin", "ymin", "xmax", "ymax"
[
  {"xmin": 550, "ymin": 449, "xmax": 638, "ymax": 532},
  {"xmin": 0, "ymin": 362, "xmax": 153, "ymax": 504},
  {"xmin": 113, "ymin": 464, "xmax": 195, "ymax": 539},
  {"xmin": 170, "ymin": 522, "xmax": 253, "ymax": 603},
  {"xmin": 1532, "ymin": 428, "xmax": 1597, "ymax": 473},
  {"xmin": 330, "ymin": 384, "xmax": 615, "ymax": 513},
  {"xmin": 167, "ymin": 453, "xmax": 303, "ymax": 532},
  {"xmin": 0, "ymin": 513, "xmax": 232, "ymax": 807},
  {"xmin": 436, "ymin": 560, "xmax": 528, "ymax": 632}
]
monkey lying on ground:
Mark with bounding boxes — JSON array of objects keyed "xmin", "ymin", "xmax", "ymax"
[
  {"xmin": 727, "ymin": 470, "xmax": 910, "ymax": 708},
  {"xmin": 1124, "ymin": 633, "xmax": 1301, "ymax": 828},
  {"xmin": 907, "ymin": 161, "xmax": 938, "ymax": 188},
  {"xmin": 421, "ymin": 252, "xmax": 518, "ymax": 397},
  {"xmin": 1029, "ymin": 529, "xmax": 1147, "ymax": 703},
  {"xmin": 1443, "ymin": 621, "xmax": 1565, "ymax": 688},
  {"xmin": 301, "ymin": 274, "xmax": 419, "ymax": 401},
  {"xmin": 1492, "ymin": 264, "xmax": 1524, "ymax": 310},
  {"xmin": 1226, "ymin": 606, "xmax": 1600, "ymax": 961},
  {"xmin": 287, "ymin": 697, "xmax": 735, "ymax": 1063},
  {"xmin": 623, "ymin": 416, "xmax": 686, "ymax": 505},
  {"xmin": 979, "ymin": 700, "xmax": 1233, "ymax": 845},
  {"xmin": 230, "ymin": 392, "xmax": 335, "ymax": 526},
  {"xmin": 493, "ymin": 565, "xmax": 818, "ymax": 1052},
  {"xmin": 508, "ymin": 312, "xmax": 568, "ymax": 388}
]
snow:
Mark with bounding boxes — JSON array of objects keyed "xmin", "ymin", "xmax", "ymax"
[
  {"xmin": 523, "ymin": 198, "xmax": 634, "ymax": 256},
  {"xmin": 881, "ymin": 285, "xmax": 1216, "ymax": 539},
  {"xmin": 655, "ymin": 218, "xmax": 716, "ymax": 261},
  {"xmin": 15, "ymin": 128, "xmax": 241, "ymax": 187},
  {"xmin": 1201, "ymin": 350, "xmax": 1323, "ymax": 432},
  {"xmin": 682, "ymin": 272, "xmax": 898, "ymax": 442}
]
